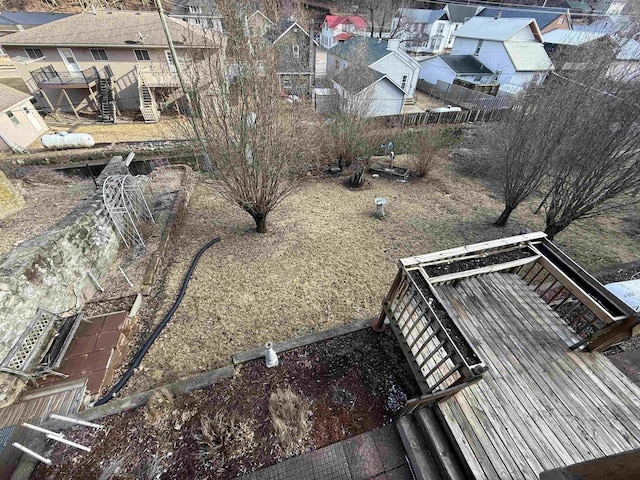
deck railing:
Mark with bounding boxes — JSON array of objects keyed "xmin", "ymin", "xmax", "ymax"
[{"xmin": 31, "ymin": 65, "xmax": 101, "ymax": 87}]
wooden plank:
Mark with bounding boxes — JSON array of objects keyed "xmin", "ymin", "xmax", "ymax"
[
  {"xmin": 428, "ymin": 255, "xmax": 540, "ymax": 284},
  {"xmin": 533, "ymin": 252, "xmax": 618, "ymax": 325},
  {"xmin": 478, "ymin": 275, "xmax": 640, "ymax": 453},
  {"xmin": 400, "ymin": 232, "xmax": 546, "ymax": 268}
]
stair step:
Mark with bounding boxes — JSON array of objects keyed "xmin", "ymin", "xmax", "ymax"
[
  {"xmin": 396, "ymin": 416, "xmax": 443, "ymax": 480},
  {"xmin": 415, "ymin": 409, "xmax": 470, "ymax": 480}
]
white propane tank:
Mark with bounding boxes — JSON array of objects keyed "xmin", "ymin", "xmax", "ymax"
[{"xmin": 41, "ymin": 131, "xmax": 95, "ymax": 150}]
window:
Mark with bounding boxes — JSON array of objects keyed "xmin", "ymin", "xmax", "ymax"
[
  {"xmin": 292, "ymin": 45, "xmax": 300, "ymax": 58},
  {"xmin": 474, "ymin": 39, "xmax": 483, "ymax": 56},
  {"xmin": 188, "ymin": 5, "xmax": 202, "ymax": 13},
  {"xmin": 7, "ymin": 111, "xmax": 19, "ymax": 126},
  {"xmin": 134, "ymin": 49, "xmax": 151, "ymax": 61},
  {"xmin": 436, "ymin": 23, "xmax": 444, "ymax": 34},
  {"xmin": 401, "ymin": 74, "xmax": 408, "ymax": 90},
  {"xmin": 24, "ymin": 48, "xmax": 44, "ymax": 60},
  {"xmin": 430, "ymin": 38, "xmax": 442, "ymax": 51},
  {"xmin": 558, "ymin": 17, "xmax": 565, "ymax": 24},
  {"xmin": 90, "ymin": 48, "xmax": 108, "ymax": 61}
]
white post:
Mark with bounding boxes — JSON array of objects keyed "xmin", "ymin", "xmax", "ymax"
[
  {"xmin": 12, "ymin": 443, "xmax": 52, "ymax": 466},
  {"xmin": 46, "ymin": 434, "xmax": 91, "ymax": 452},
  {"xmin": 87, "ymin": 271, "xmax": 104, "ymax": 292},
  {"xmin": 50, "ymin": 414, "xmax": 103, "ymax": 429},
  {"xmin": 124, "ymin": 152, "xmax": 135, "ymax": 167},
  {"xmin": 118, "ymin": 266, "xmax": 134, "ymax": 288}
]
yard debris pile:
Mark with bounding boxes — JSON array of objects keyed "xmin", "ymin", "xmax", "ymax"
[{"xmin": 33, "ymin": 329, "xmax": 419, "ymax": 479}]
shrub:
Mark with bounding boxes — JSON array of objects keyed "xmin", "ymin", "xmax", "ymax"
[
  {"xmin": 199, "ymin": 411, "xmax": 256, "ymax": 469},
  {"xmin": 410, "ymin": 134, "xmax": 445, "ymax": 178},
  {"xmin": 268, "ymin": 387, "xmax": 311, "ymax": 454}
]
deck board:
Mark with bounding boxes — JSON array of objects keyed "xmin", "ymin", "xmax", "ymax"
[{"xmin": 436, "ymin": 273, "xmax": 640, "ymax": 480}]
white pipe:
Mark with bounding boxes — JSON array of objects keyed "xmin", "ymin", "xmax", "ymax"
[
  {"xmin": 12, "ymin": 443, "xmax": 52, "ymax": 465},
  {"xmin": 118, "ymin": 266, "xmax": 134, "ymax": 288},
  {"xmin": 125, "ymin": 152, "xmax": 135, "ymax": 166},
  {"xmin": 22, "ymin": 423, "xmax": 64, "ymax": 438},
  {"xmin": 87, "ymin": 271, "xmax": 104, "ymax": 292},
  {"xmin": 265, "ymin": 342, "xmax": 278, "ymax": 368},
  {"xmin": 46, "ymin": 433, "xmax": 91, "ymax": 452},
  {"xmin": 50, "ymin": 414, "xmax": 103, "ymax": 429}
]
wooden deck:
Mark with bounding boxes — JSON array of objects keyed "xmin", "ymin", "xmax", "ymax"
[{"xmin": 435, "ymin": 273, "xmax": 640, "ymax": 480}]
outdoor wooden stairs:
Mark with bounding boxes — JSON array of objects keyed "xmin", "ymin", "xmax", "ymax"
[
  {"xmin": 397, "ymin": 408, "xmax": 471, "ymax": 480},
  {"xmin": 97, "ymin": 76, "xmax": 116, "ymax": 123},
  {"xmin": 138, "ymin": 75, "xmax": 160, "ymax": 123}
]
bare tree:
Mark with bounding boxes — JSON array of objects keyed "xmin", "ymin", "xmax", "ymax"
[
  {"xmin": 182, "ymin": 1, "xmax": 326, "ymax": 233},
  {"xmin": 358, "ymin": 0, "xmax": 405, "ymax": 38},
  {"xmin": 486, "ymin": 37, "xmax": 640, "ymax": 236}
]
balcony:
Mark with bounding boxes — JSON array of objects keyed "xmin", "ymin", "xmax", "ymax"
[
  {"xmin": 31, "ymin": 65, "xmax": 108, "ymax": 89},
  {"xmin": 137, "ymin": 65, "xmax": 180, "ymax": 88}
]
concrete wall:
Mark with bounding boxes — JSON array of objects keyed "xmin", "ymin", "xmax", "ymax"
[
  {"xmin": 0, "ymin": 191, "xmax": 120, "ymax": 407},
  {"xmin": 0, "ymin": 99, "xmax": 47, "ymax": 150},
  {"xmin": 3, "ymin": 45, "xmax": 199, "ymax": 112}
]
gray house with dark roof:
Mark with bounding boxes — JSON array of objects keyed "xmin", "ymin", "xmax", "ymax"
[
  {"xmin": 265, "ymin": 20, "xmax": 315, "ymax": 95},
  {"xmin": 419, "ymin": 54, "xmax": 494, "ymax": 89},
  {"xmin": 328, "ymin": 36, "xmax": 420, "ymax": 102},
  {"xmin": 170, "ymin": 0, "xmax": 223, "ymax": 31}
]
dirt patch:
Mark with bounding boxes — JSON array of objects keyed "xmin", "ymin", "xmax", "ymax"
[{"xmin": 32, "ymin": 329, "xmax": 419, "ymax": 480}]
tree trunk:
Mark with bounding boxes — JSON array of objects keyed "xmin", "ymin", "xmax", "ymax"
[
  {"xmin": 544, "ymin": 221, "xmax": 569, "ymax": 241},
  {"xmin": 494, "ymin": 204, "xmax": 516, "ymax": 227},
  {"xmin": 252, "ymin": 213, "xmax": 267, "ymax": 233}
]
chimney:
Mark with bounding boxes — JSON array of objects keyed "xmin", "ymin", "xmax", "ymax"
[{"xmin": 387, "ymin": 38, "xmax": 400, "ymax": 51}]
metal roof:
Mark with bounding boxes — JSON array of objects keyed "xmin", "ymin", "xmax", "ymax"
[
  {"xmin": 396, "ymin": 8, "xmax": 446, "ymax": 25},
  {"xmin": 438, "ymin": 54, "xmax": 493, "ymax": 74},
  {"xmin": 543, "ymin": 29, "xmax": 604, "ymax": 45},
  {"xmin": 477, "ymin": 6, "xmax": 568, "ymax": 30},
  {"xmin": 445, "ymin": 4, "xmax": 482, "ymax": 23},
  {"xmin": 454, "ymin": 17, "xmax": 539, "ymax": 42},
  {"xmin": 504, "ymin": 41, "xmax": 554, "ymax": 71}
]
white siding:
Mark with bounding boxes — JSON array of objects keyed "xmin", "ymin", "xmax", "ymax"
[
  {"xmin": 366, "ymin": 80, "xmax": 403, "ymax": 117},
  {"xmin": 451, "ymin": 37, "xmax": 479, "ymax": 55},
  {"xmin": 370, "ymin": 52, "xmax": 419, "ymax": 97},
  {"xmin": 509, "ymin": 25, "xmax": 535, "ymax": 41},
  {"xmin": 419, "ymin": 57, "xmax": 456, "ymax": 85}
]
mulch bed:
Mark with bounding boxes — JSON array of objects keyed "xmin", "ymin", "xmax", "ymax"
[{"xmin": 32, "ymin": 329, "xmax": 419, "ymax": 480}]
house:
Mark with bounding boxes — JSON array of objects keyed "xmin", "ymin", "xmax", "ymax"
[
  {"xmin": 265, "ymin": 20, "xmax": 315, "ymax": 95},
  {"xmin": 328, "ymin": 37, "xmax": 421, "ymax": 103},
  {"xmin": 331, "ymin": 64, "xmax": 404, "ymax": 117},
  {"xmin": 564, "ymin": 1, "xmax": 593, "ymax": 14},
  {"xmin": 477, "ymin": 6, "xmax": 572, "ymax": 34},
  {"xmin": 451, "ymin": 17, "xmax": 554, "ymax": 95},
  {"xmin": 0, "ymin": 11, "xmax": 222, "ymax": 123},
  {"xmin": 390, "ymin": 8, "xmax": 451, "ymax": 54},
  {"xmin": 0, "ymin": 83, "xmax": 46, "ymax": 151},
  {"xmin": 0, "ymin": 11, "xmax": 71, "ymax": 37},
  {"xmin": 319, "ymin": 15, "xmax": 368, "ymax": 49},
  {"xmin": 170, "ymin": 0, "xmax": 223, "ymax": 31},
  {"xmin": 246, "ymin": 9, "xmax": 274, "ymax": 38},
  {"xmin": 591, "ymin": 0, "xmax": 626, "ymax": 15},
  {"xmin": 443, "ymin": 4, "xmax": 483, "ymax": 50},
  {"xmin": 419, "ymin": 54, "xmax": 494, "ymax": 90}
]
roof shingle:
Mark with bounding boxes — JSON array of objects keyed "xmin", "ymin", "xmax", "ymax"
[{"xmin": 0, "ymin": 83, "xmax": 31, "ymax": 113}]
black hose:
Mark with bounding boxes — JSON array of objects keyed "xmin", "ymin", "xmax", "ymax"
[{"xmin": 94, "ymin": 237, "xmax": 221, "ymax": 405}]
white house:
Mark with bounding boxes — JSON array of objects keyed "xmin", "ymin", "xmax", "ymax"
[
  {"xmin": 451, "ymin": 17, "xmax": 554, "ymax": 94},
  {"xmin": 443, "ymin": 4, "xmax": 483, "ymax": 49},
  {"xmin": 390, "ymin": 8, "xmax": 452, "ymax": 54},
  {"xmin": 0, "ymin": 84, "xmax": 47, "ymax": 152},
  {"xmin": 319, "ymin": 15, "xmax": 368, "ymax": 49},
  {"xmin": 419, "ymin": 54, "xmax": 494, "ymax": 87},
  {"xmin": 331, "ymin": 64, "xmax": 404, "ymax": 117},
  {"xmin": 328, "ymin": 37, "xmax": 421, "ymax": 101},
  {"xmin": 170, "ymin": 0, "xmax": 223, "ymax": 31}
]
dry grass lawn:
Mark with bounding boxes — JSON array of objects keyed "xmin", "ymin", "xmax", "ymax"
[{"xmin": 124, "ymin": 157, "xmax": 640, "ymax": 393}]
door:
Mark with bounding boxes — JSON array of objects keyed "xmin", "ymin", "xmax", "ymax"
[
  {"xmin": 165, "ymin": 50, "xmax": 177, "ymax": 73},
  {"xmin": 58, "ymin": 48, "xmax": 81, "ymax": 77},
  {"xmin": 22, "ymin": 105, "xmax": 43, "ymax": 132}
]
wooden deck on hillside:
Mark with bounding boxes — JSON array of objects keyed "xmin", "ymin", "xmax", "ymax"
[{"xmin": 436, "ymin": 273, "xmax": 640, "ymax": 480}]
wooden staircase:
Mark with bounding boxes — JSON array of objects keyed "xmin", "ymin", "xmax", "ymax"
[
  {"xmin": 138, "ymin": 74, "xmax": 160, "ymax": 123},
  {"xmin": 97, "ymin": 76, "xmax": 116, "ymax": 123},
  {"xmin": 396, "ymin": 408, "xmax": 471, "ymax": 480}
]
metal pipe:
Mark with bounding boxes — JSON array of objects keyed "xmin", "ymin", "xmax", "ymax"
[
  {"xmin": 46, "ymin": 434, "xmax": 91, "ymax": 452},
  {"xmin": 22, "ymin": 423, "xmax": 64, "ymax": 437},
  {"xmin": 87, "ymin": 271, "xmax": 104, "ymax": 292},
  {"xmin": 12, "ymin": 443, "xmax": 51, "ymax": 465},
  {"xmin": 118, "ymin": 266, "xmax": 134, "ymax": 288},
  {"xmin": 50, "ymin": 414, "xmax": 103, "ymax": 429}
]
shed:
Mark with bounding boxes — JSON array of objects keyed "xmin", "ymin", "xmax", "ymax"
[{"xmin": 0, "ymin": 84, "xmax": 46, "ymax": 152}]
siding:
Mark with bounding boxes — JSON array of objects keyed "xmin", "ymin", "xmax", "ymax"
[
  {"xmin": 510, "ymin": 26, "xmax": 535, "ymax": 41},
  {"xmin": 370, "ymin": 52, "xmax": 419, "ymax": 97},
  {"xmin": 4, "ymin": 45, "xmax": 199, "ymax": 112},
  {"xmin": 367, "ymin": 79, "xmax": 403, "ymax": 116},
  {"xmin": 0, "ymin": 98, "xmax": 46, "ymax": 150},
  {"xmin": 419, "ymin": 57, "xmax": 456, "ymax": 85}
]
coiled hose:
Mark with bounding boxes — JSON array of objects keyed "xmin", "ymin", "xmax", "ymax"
[{"xmin": 94, "ymin": 237, "xmax": 221, "ymax": 406}]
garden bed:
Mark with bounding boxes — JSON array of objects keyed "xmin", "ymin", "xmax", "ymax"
[{"xmin": 32, "ymin": 329, "xmax": 419, "ymax": 479}]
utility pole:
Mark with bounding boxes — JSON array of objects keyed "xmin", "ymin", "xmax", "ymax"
[{"xmin": 154, "ymin": 0, "xmax": 212, "ymax": 172}]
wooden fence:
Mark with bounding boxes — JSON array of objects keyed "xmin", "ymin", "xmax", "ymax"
[
  {"xmin": 417, "ymin": 79, "xmax": 515, "ymax": 111},
  {"xmin": 381, "ymin": 107, "xmax": 508, "ymax": 128}
]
